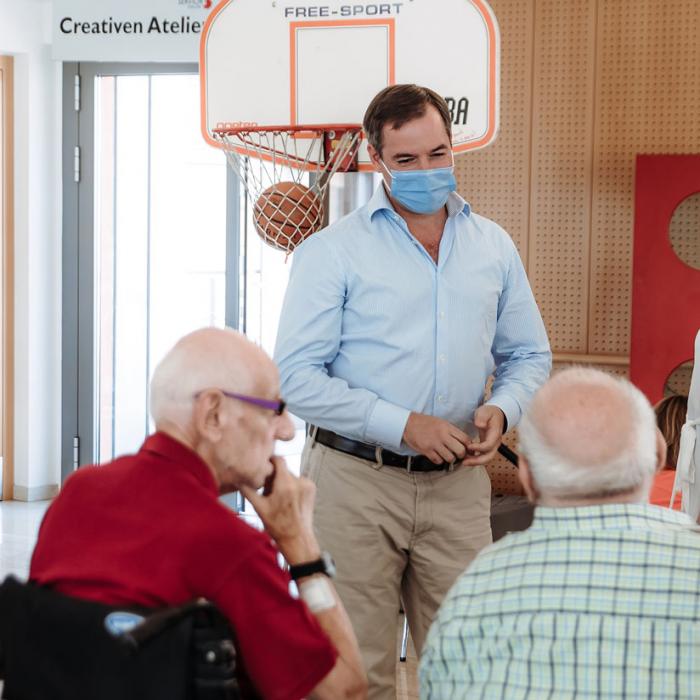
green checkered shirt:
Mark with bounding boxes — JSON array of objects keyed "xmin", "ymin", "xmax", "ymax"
[{"xmin": 420, "ymin": 504, "xmax": 700, "ymax": 699}]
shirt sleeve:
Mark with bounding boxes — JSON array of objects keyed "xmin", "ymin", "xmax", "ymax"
[
  {"xmin": 210, "ymin": 537, "xmax": 337, "ymax": 700},
  {"xmin": 274, "ymin": 233, "xmax": 410, "ymax": 448},
  {"xmin": 486, "ymin": 238, "xmax": 552, "ymax": 430}
]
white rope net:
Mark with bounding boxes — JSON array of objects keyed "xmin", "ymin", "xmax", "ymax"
[{"xmin": 213, "ymin": 126, "xmax": 362, "ymax": 254}]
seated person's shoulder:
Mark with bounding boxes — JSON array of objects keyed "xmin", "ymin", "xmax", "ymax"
[
  {"xmin": 655, "ymin": 521, "xmax": 700, "ymax": 549},
  {"xmin": 58, "ymin": 460, "xmax": 122, "ymax": 497},
  {"xmin": 62, "ymin": 463, "xmax": 100, "ymax": 487}
]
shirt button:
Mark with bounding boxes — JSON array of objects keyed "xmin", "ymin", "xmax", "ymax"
[
  {"xmin": 439, "ymin": 312, "xmax": 446, "ymax": 319},
  {"xmin": 439, "ymin": 355, "xmax": 446, "ymax": 364},
  {"xmin": 437, "ymin": 395, "xmax": 445, "ymax": 403}
]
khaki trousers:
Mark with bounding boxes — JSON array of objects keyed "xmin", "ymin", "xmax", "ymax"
[{"xmin": 301, "ymin": 439, "xmax": 492, "ymax": 700}]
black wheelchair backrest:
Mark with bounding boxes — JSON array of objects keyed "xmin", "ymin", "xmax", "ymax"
[{"xmin": 0, "ymin": 576, "xmax": 241, "ymax": 700}]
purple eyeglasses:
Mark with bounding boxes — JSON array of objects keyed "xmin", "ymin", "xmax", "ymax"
[{"xmin": 195, "ymin": 390, "xmax": 286, "ymax": 416}]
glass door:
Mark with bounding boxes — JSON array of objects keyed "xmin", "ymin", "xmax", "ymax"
[
  {"xmin": 93, "ymin": 73, "xmax": 227, "ymax": 463},
  {"xmin": 62, "ymin": 61, "xmax": 376, "ymax": 477},
  {"xmin": 62, "ymin": 63, "xmax": 234, "ymax": 474}
]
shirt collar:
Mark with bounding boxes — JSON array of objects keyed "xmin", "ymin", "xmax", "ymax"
[
  {"xmin": 141, "ymin": 431, "xmax": 219, "ymax": 496},
  {"xmin": 366, "ymin": 184, "xmax": 471, "ymax": 223},
  {"xmin": 530, "ymin": 502, "xmax": 698, "ymax": 533}
]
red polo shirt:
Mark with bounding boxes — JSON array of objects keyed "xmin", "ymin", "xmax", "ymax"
[{"xmin": 30, "ymin": 432, "xmax": 337, "ymax": 700}]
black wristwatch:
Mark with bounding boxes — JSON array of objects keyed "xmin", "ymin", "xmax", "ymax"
[{"xmin": 289, "ymin": 551, "xmax": 336, "ymax": 580}]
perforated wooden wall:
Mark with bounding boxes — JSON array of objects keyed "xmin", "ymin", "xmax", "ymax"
[
  {"xmin": 454, "ymin": 0, "xmax": 534, "ymax": 259},
  {"xmin": 455, "ymin": 0, "xmax": 700, "ymax": 363},
  {"xmin": 529, "ymin": 0, "xmax": 596, "ymax": 353}
]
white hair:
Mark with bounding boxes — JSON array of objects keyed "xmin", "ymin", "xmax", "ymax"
[
  {"xmin": 150, "ymin": 348, "xmax": 212, "ymax": 426},
  {"xmin": 149, "ymin": 328, "xmax": 259, "ymax": 427},
  {"xmin": 519, "ymin": 369, "xmax": 658, "ymax": 500}
]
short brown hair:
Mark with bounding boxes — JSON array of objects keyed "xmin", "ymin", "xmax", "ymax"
[
  {"xmin": 655, "ymin": 394, "xmax": 688, "ymax": 468},
  {"xmin": 362, "ymin": 84, "xmax": 452, "ymax": 155}
]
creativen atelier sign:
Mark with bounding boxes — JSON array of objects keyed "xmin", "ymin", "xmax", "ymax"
[{"xmin": 52, "ymin": 0, "xmax": 216, "ymax": 62}]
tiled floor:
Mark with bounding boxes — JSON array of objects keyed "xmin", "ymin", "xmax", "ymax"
[
  {"xmin": 0, "ymin": 498, "xmax": 420, "ymax": 698},
  {"xmin": 0, "ymin": 500, "xmax": 50, "ymax": 581}
]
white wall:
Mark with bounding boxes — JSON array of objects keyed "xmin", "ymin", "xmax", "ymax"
[{"xmin": 0, "ymin": 0, "xmax": 62, "ymax": 500}]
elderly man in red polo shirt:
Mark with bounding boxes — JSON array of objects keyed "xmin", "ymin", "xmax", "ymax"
[{"xmin": 29, "ymin": 328, "xmax": 367, "ymax": 700}]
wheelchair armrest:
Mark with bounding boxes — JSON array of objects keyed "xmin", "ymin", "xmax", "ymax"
[{"xmin": 118, "ymin": 599, "xmax": 210, "ymax": 650}]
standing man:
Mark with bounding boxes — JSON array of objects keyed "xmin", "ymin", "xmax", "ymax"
[{"xmin": 274, "ymin": 85, "xmax": 551, "ymax": 698}]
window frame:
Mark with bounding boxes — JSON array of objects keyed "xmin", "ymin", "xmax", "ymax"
[{"xmin": 0, "ymin": 55, "xmax": 14, "ymax": 500}]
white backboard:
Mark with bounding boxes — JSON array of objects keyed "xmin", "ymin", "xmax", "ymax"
[{"xmin": 200, "ymin": 0, "xmax": 500, "ymax": 170}]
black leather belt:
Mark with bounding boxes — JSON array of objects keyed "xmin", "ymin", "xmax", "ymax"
[{"xmin": 311, "ymin": 427, "xmax": 454, "ymax": 472}]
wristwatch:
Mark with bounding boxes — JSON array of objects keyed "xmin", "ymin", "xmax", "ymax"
[{"xmin": 289, "ymin": 551, "xmax": 336, "ymax": 580}]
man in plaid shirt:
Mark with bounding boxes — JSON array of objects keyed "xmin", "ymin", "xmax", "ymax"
[{"xmin": 420, "ymin": 368, "xmax": 700, "ymax": 699}]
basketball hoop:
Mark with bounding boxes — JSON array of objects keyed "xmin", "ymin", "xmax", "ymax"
[{"xmin": 213, "ymin": 124, "xmax": 363, "ymax": 254}]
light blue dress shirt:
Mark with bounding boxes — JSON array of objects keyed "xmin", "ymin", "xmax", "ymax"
[{"xmin": 274, "ymin": 185, "xmax": 551, "ymax": 455}]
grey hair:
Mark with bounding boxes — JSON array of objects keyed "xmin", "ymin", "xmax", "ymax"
[{"xmin": 518, "ymin": 369, "xmax": 658, "ymax": 500}]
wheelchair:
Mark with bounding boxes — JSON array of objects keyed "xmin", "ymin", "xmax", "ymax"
[{"xmin": 0, "ymin": 576, "xmax": 249, "ymax": 700}]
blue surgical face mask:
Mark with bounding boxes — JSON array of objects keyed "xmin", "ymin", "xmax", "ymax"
[{"xmin": 380, "ymin": 157, "xmax": 457, "ymax": 214}]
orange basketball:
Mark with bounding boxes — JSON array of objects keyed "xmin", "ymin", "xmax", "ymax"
[{"xmin": 253, "ymin": 182, "xmax": 322, "ymax": 252}]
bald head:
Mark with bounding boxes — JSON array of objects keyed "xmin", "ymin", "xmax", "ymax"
[
  {"xmin": 519, "ymin": 368, "xmax": 660, "ymax": 503},
  {"xmin": 150, "ymin": 328, "xmax": 277, "ymax": 428}
]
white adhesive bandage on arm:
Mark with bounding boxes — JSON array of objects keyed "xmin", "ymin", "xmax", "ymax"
[{"xmin": 299, "ymin": 576, "xmax": 337, "ymax": 613}]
